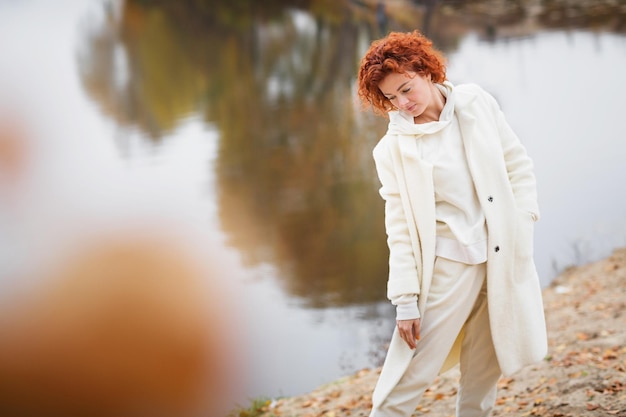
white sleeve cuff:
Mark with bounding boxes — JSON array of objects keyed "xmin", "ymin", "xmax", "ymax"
[{"xmin": 391, "ymin": 294, "xmax": 420, "ymax": 321}]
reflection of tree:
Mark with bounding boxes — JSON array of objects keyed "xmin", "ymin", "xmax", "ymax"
[
  {"xmin": 538, "ymin": 0, "xmax": 626, "ymax": 32},
  {"xmin": 203, "ymin": 8, "xmax": 392, "ymax": 307},
  {"xmin": 418, "ymin": 0, "xmax": 626, "ymax": 43},
  {"xmin": 79, "ymin": 3, "xmax": 208, "ymax": 139},
  {"xmin": 190, "ymin": 4, "xmax": 393, "ymax": 307},
  {"xmin": 79, "ymin": 1, "xmax": 392, "ymax": 307}
]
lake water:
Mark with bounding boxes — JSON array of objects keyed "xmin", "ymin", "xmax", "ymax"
[{"xmin": 1, "ymin": 0, "xmax": 625, "ymax": 406}]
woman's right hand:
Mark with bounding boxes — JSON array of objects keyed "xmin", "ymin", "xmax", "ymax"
[{"xmin": 397, "ymin": 318, "xmax": 421, "ymax": 349}]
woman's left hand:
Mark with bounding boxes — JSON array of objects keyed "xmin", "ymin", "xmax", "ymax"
[{"xmin": 397, "ymin": 318, "xmax": 420, "ymax": 349}]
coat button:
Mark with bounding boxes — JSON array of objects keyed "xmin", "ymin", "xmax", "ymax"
[
  {"xmin": 494, "ymin": 246, "xmax": 500, "ymax": 252},
  {"xmin": 487, "ymin": 196, "xmax": 494, "ymax": 202}
]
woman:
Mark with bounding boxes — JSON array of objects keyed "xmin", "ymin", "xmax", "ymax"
[{"xmin": 357, "ymin": 31, "xmax": 547, "ymax": 417}]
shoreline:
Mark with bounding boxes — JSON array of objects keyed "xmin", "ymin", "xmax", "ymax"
[{"xmin": 237, "ymin": 248, "xmax": 626, "ymax": 416}]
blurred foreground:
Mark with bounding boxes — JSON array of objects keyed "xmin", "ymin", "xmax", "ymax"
[{"xmin": 0, "ymin": 114, "xmax": 243, "ymax": 417}]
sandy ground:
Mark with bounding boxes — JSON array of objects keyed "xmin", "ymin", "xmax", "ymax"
[{"xmin": 245, "ymin": 248, "xmax": 626, "ymax": 417}]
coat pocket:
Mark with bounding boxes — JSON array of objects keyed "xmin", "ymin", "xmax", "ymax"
[{"xmin": 514, "ymin": 208, "xmax": 535, "ymax": 261}]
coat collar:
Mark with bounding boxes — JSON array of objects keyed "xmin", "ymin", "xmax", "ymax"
[{"xmin": 453, "ymin": 82, "xmax": 479, "ymax": 110}]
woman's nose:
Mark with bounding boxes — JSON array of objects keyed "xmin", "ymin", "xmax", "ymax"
[{"xmin": 397, "ymin": 95, "xmax": 409, "ymax": 107}]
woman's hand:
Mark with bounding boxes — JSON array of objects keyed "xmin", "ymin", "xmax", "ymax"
[{"xmin": 397, "ymin": 318, "xmax": 421, "ymax": 349}]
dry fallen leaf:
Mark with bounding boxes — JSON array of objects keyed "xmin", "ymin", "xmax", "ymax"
[{"xmin": 586, "ymin": 402, "xmax": 600, "ymax": 411}]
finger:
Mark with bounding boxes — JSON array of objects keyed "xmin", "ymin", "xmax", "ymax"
[
  {"xmin": 399, "ymin": 321, "xmax": 419, "ymax": 348},
  {"xmin": 414, "ymin": 320, "xmax": 421, "ymax": 340},
  {"xmin": 399, "ymin": 327, "xmax": 409, "ymax": 343},
  {"xmin": 407, "ymin": 338, "xmax": 416, "ymax": 349},
  {"xmin": 397, "ymin": 326, "xmax": 413, "ymax": 349},
  {"xmin": 403, "ymin": 329, "xmax": 416, "ymax": 349}
]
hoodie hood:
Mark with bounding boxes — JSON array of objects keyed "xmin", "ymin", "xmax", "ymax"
[{"xmin": 387, "ymin": 81, "xmax": 455, "ymax": 137}]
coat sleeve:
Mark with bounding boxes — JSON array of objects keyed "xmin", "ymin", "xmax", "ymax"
[
  {"xmin": 372, "ymin": 137, "xmax": 421, "ymax": 301},
  {"xmin": 483, "ymin": 90, "xmax": 540, "ymax": 220}
]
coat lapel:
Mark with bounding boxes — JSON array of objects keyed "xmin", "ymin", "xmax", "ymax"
[{"xmin": 396, "ymin": 136, "xmax": 436, "ymax": 316}]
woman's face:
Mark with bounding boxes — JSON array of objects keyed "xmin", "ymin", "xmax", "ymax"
[{"xmin": 378, "ymin": 71, "xmax": 433, "ymax": 118}]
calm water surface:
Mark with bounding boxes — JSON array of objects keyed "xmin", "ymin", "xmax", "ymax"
[{"xmin": 2, "ymin": 0, "xmax": 626, "ymax": 404}]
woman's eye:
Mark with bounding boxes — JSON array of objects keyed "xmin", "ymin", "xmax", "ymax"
[{"xmin": 402, "ymin": 88, "xmax": 411, "ymax": 93}]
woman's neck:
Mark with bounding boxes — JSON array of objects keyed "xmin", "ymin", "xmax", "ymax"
[{"xmin": 413, "ymin": 83, "xmax": 446, "ymax": 124}]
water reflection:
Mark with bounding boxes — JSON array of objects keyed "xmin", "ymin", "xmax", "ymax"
[
  {"xmin": 213, "ymin": 10, "xmax": 390, "ymax": 307},
  {"xmin": 79, "ymin": 0, "xmax": 626, "ymax": 309},
  {"xmin": 80, "ymin": 0, "xmax": 395, "ymax": 308},
  {"xmin": 78, "ymin": 1, "xmax": 207, "ymax": 138}
]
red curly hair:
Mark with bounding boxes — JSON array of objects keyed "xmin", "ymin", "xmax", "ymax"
[{"xmin": 357, "ymin": 30, "xmax": 447, "ymax": 115}]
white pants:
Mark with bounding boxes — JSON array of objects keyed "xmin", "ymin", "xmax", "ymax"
[{"xmin": 372, "ymin": 257, "xmax": 501, "ymax": 417}]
